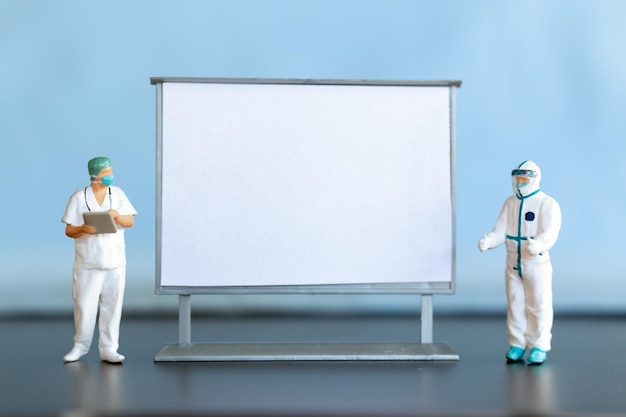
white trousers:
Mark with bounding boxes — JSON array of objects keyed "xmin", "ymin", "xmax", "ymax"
[
  {"xmin": 72, "ymin": 266, "xmax": 125, "ymax": 353},
  {"xmin": 505, "ymin": 258, "xmax": 553, "ymax": 351}
]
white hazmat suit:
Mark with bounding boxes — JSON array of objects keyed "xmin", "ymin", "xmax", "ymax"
[{"xmin": 478, "ymin": 160, "xmax": 561, "ymax": 358}]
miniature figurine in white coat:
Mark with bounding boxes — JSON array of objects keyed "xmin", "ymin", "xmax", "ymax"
[
  {"xmin": 62, "ymin": 157, "xmax": 137, "ymax": 363},
  {"xmin": 478, "ymin": 160, "xmax": 561, "ymax": 365}
]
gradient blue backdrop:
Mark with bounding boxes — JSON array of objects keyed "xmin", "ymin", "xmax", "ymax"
[{"xmin": 1, "ymin": 0, "xmax": 624, "ymax": 314}]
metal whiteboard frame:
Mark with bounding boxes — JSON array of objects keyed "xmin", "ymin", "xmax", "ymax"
[{"xmin": 151, "ymin": 77, "xmax": 461, "ymax": 362}]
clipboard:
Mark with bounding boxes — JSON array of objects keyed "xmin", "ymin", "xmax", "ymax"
[{"xmin": 83, "ymin": 211, "xmax": 117, "ymax": 234}]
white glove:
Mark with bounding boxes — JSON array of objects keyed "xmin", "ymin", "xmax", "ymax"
[
  {"xmin": 526, "ymin": 237, "xmax": 541, "ymax": 256},
  {"xmin": 478, "ymin": 233, "xmax": 491, "ymax": 252}
]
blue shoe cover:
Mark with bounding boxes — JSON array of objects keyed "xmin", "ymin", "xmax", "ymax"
[
  {"xmin": 506, "ymin": 346, "xmax": 525, "ymax": 362},
  {"xmin": 527, "ymin": 348, "xmax": 546, "ymax": 364}
]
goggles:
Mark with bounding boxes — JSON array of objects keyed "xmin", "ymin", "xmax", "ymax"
[{"xmin": 511, "ymin": 169, "xmax": 537, "ymax": 178}]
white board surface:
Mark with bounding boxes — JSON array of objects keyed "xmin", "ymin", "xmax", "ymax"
[{"xmin": 155, "ymin": 79, "xmax": 457, "ymax": 290}]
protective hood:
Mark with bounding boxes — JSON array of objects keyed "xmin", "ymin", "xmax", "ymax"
[{"xmin": 511, "ymin": 160, "xmax": 541, "ymax": 198}]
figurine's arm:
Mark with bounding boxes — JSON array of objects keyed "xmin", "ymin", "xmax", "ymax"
[
  {"xmin": 478, "ymin": 201, "xmax": 509, "ymax": 252},
  {"xmin": 110, "ymin": 210, "xmax": 135, "ymax": 228},
  {"xmin": 527, "ymin": 198, "xmax": 561, "ymax": 255},
  {"xmin": 65, "ymin": 224, "xmax": 96, "ymax": 239}
]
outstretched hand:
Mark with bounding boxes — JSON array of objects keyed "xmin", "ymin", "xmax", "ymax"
[{"xmin": 478, "ymin": 233, "xmax": 491, "ymax": 252}]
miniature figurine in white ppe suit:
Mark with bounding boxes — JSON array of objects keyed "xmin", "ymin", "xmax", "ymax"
[
  {"xmin": 62, "ymin": 157, "xmax": 137, "ymax": 363},
  {"xmin": 478, "ymin": 160, "xmax": 561, "ymax": 365}
]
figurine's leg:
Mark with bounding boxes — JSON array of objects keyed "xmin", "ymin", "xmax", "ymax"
[
  {"xmin": 64, "ymin": 268, "xmax": 103, "ymax": 362},
  {"xmin": 505, "ymin": 267, "xmax": 527, "ymax": 351},
  {"xmin": 98, "ymin": 266, "xmax": 126, "ymax": 363},
  {"xmin": 523, "ymin": 261, "xmax": 553, "ymax": 352}
]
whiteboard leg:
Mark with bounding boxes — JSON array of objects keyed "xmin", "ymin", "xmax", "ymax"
[
  {"xmin": 179, "ymin": 295, "xmax": 191, "ymax": 345},
  {"xmin": 421, "ymin": 294, "xmax": 433, "ymax": 344},
  {"xmin": 155, "ymin": 292, "xmax": 460, "ymax": 361}
]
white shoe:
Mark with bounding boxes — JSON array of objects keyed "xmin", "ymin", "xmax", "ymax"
[
  {"xmin": 100, "ymin": 350, "xmax": 125, "ymax": 363},
  {"xmin": 64, "ymin": 345, "xmax": 89, "ymax": 362}
]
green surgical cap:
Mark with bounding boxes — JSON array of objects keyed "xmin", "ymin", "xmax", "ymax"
[{"xmin": 88, "ymin": 157, "xmax": 112, "ymax": 177}]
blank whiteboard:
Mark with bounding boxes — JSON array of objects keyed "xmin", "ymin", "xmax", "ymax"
[{"xmin": 152, "ymin": 78, "xmax": 460, "ymax": 294}]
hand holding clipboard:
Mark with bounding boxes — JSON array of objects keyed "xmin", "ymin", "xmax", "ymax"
[{"xmin": 82, "ymin": 211, "xmax": 117, "ymax": 234}]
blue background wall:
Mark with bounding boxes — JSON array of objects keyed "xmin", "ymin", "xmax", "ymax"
[{"xmin": 1, "ymin": 0, "xmax": 624, "ymax": 315}]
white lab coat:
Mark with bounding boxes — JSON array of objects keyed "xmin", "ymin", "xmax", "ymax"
[{"xmin": 62, "ymin": 185, "xmax": 137, "ymax": 354}]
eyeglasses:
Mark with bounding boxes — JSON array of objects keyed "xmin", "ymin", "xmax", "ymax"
[{"xmin": 511, "ymin": 169, "xmax": 537, "ymax": 178}]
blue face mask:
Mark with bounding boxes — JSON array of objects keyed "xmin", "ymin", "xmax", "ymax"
[{"xmin": 101, "ymin": 175, "xmax": 115, "ymax": 186}]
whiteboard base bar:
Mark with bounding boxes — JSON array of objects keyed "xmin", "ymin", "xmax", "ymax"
[{"xmin": 154, "ymin": 342, "xmax": 459, "ymax": 362}]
